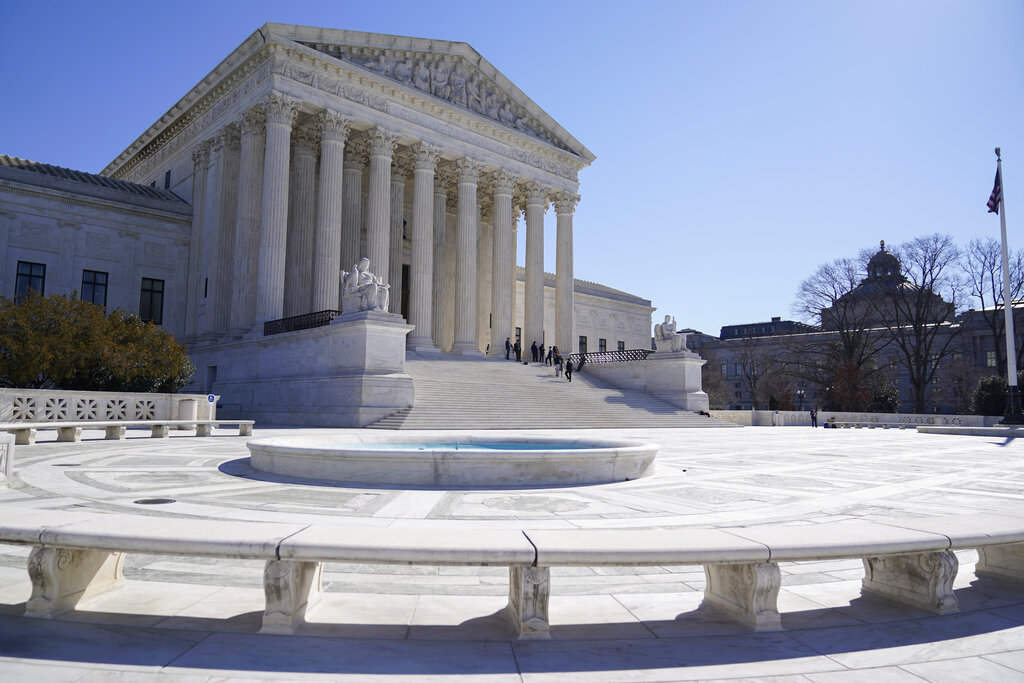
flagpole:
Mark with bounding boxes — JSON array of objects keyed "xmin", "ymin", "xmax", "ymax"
[{"xmin": 996, "ymin": 147, "xmax": 1023, "ymax": 424}]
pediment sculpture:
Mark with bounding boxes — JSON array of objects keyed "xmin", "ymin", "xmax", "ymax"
[{"xmin": 340, "ymin": 257, "xmax": 390, "ymax": 313}]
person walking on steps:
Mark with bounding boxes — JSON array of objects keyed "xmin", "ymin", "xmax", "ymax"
[
  {"xmin": 545, "ymin": 347, "xmax": 553, "ymax": 365},
  {"xmin": 555, "ymin": 352, "xmax": 563, "ymax": 377},
  {"xmin": 514, "ymin": 339, "xmax": 522, "ymax": 362},
  {"xmin": 565, "ymin": 358, "xmax": 574, "ymax": 382},
  {"xmin": 505, "ymin": 337, "xmax": 512, "ymax": 360},
  {"xmin": 531, "ymin": 341, "xmax": 538, "ymax": 363}
]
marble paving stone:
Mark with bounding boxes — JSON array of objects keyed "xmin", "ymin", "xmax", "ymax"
[
  {"xmin": 982, "ymin": 649, "xmax": 1024, "ymax": 673},
  {"xmin": 408, "ymin": 594, "xmax": 514, "ymax": 640},
  {"xmin": 803, "ymin": 666, "xmax": 932, "ymax": 681},
  {"xmin": 173, "ymin": 632, "xmax": 522, "ymax": 678},
  {"xmin": 899, "ymin": 655, "xmax": 1024, "ymax": 682},
  {"xmin": 545, "ymin": 594, "xmax": 653, "ymax": 640},
  {"xmin": 788, "ymin": 611, "xmax": 1024, "ymax": 668}
]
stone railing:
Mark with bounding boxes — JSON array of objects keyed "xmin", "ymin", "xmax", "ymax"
[
  {"xmin": 0, "ymin": 389, "xmax": 217, "ymax": 424},
  {"xmin": 263, "ymin": 309, "xmax": 340, "ymax": 336},
  {"xmin": 567, "ymin": 349, "xmax": 652, "ymax": 365}
]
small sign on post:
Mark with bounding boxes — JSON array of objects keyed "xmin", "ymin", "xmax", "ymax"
[{"xmin": 207, "ymin": 394, "xmax": 215, "ymax": 404}]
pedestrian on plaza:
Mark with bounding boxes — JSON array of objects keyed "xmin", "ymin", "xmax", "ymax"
[
  {"xmin": 810, "ymin": 408, "xmax": 818, "ymax": 428},
  {"xmin": 565, "ymin": 359, "xmax": 574, "ymax": 382},
  {"xmin": 555, "ymin": 352, "xmax": 563, "ymax": 377},
  {"xmin": 505, "ymin": 337, "xmax": 512, "ymax": 360},
  {"xmin": 538, "ymin": 343, "xmax": 545, "ymax": 364},
  {"xmin": 531, "ymin": 341, "xmax": 538, "ymax": 362},
  {"xmin": 514, "ymin": 339, "xmax": 522, "ymax": 362},
  {"xmin": 545, "ymin": 347, "xmax": 553, "ymax": 365}
]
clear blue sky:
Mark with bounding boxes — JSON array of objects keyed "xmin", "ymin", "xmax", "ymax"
[{"xmin": 2, "ymin": 0, "xmax": 1021, "ymax": 336}]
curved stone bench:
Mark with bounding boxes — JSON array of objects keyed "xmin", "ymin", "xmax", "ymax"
[
  {"xmin": 1, "ymin": 507, "xmax": 1023, "ymax": 639},
  {"xmin": 1, "ymin": 420, "xmax": 254, "ymax": 445}
]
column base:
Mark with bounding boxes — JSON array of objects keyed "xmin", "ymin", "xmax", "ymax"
[
  {"xmin": 449, "ymin": 342, "xmax": 484, "ymax": 357},
  {"xmin": 406, "ymin": 336, "xmax": 442, "ymax": 354}
]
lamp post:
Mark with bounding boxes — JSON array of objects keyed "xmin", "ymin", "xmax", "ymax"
[{"xmin": 796, "ymin": 389, "xmax": 805, "ymax": 412}]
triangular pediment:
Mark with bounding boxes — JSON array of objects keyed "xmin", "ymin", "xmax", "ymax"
[{"xmin": 263, "ymin": 24, "xmax": 594, "ymax": 162}]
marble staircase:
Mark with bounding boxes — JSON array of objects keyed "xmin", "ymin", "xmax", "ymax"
[{"xmin": 366, "ymin": 354, "xmax": 735, "ymax": 429}]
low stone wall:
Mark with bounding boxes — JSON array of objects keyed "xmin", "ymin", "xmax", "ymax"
[
  {"xmin": 0, "ymin": 389, "xmax": 216, "ymax": 423},
  {"xmin": 711, "ymin": 409, "xmax": 1002, "ymax": 427},
  {"xmin": 579, "ymin": 352, "xmax": 709, "ymax": 411}
]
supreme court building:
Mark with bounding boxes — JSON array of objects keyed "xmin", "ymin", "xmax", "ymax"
[{"xmin": 1, "ymin": 24, "xmax": 655, "ymax": 424}]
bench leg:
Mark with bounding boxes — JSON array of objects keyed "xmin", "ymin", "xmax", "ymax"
[
  {"xmin": 260, "ymin": 560, "xmax": 323, "ymax": 634},
  {"xmin": 57, "ymin": 427, "xmax": 82, "ymax": 443},
  {"xmin": 14, "ymin": 429, "xmax": 36, "ymax": 446},
  {"xmin": 976, "ymin": 542, "xmax": 1024, "ymax": 582},
  {"xmin": 239, "ymin": 424, "xmax": 253, "ymax": 436},
  {"xmin": 195, "ymin": 423, "xmax": 213, "ymax": 437},
  {"xmin": 507, "ymin": 566, "xmax": 550, "ymax": 639},
  {"xmin": 25, "ymin": 547, "xmax": 125, "ymax": 617},
  {"xmin": 862, "ymin": 551, "xmax": 958, "ymax": 614},
  {"xmin": 702, "ymin": 562, "xmax": 781, "ymax": 630},
  {"xmin": 104, "ymin": 425, "xmax": 127, "ymax": 440},
  {"xmin": 150, "ymin": 424, "xmax": 170, "ymax": 438}
]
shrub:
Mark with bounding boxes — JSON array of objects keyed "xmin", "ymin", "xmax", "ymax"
[
  {"xmin": 0, "ymin": 292, "xmax": 194, "ymax": 392},
  {"xmin": 972, "ymin": 374, "xmax": 1007, "ymax": 416}
]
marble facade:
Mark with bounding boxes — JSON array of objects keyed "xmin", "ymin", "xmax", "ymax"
[{"xmin": 103, "ymin": 24, "xmax": 594, "ymax": 360}]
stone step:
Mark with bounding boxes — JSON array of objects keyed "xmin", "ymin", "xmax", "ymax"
[{"xmin": 366, "ymin": 355, "xmax": 731, "ymax": 430}]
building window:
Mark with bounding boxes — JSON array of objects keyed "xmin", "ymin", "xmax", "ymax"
[
  {"xmin": 598, "ymin": 338, "xmax": 607, "ymax": 352},
  {"xmin": 15, "ymin": 261, "xmax": 45, "ymax": 300},
  {"xmin": 579, "ymin": 336, "xmax": 588, "ymax": 354},
  {"xmin": 734, "ymin": 391, "xmax": 742, "ymax": 399},
  {"xmin": 164, "ymin": 170, "xmax": 172, "ymax": 189},
  {"xmin": 734, "ymin": 363, "xmax": 742, "ymax": 376},
  {"xmin": 139, "ymin": 278, "xmax": 164, "ymax": 324},
  {"xmin": 81, "ymin": 270, "xmax": 108, "ymax": 307},
  {"xmin": 720, "ymin": 363, "xmax": 727, "ymax": 375},
  {"xmin": 515, "ymin": 327, "xmax": 521, "ymax": 344},
  {"xmin": 617, "ymin": 341, "xmax": 625, "ymax": 352},
  {"xmin": 986, "ymin": 351, "xmax": 997, "ymax": 367}
]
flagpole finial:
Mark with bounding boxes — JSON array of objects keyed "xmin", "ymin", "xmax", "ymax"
[{"xmin": 996, "ymin": 147, "xmax": 1002, "ymax": 159}]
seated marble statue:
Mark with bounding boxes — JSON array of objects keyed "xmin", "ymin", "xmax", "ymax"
[
  {"xmin": 340, "ymin": 258, "xmax": 390, "ymax": 313},
  {"xmin": 654, "ymin": 314, "xmax": 688, "ymax": 352}
]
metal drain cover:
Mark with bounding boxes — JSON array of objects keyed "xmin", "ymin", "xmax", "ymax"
[{"xmin": 133, "ymin": 498, "xmax": 176, "ymax": 505}]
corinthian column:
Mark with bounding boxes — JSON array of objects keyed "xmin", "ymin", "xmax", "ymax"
[
  {"xmin": 185, "ymin": 142, "xmax": 210, "ymax": 341},
  {"xmin": 254, "ymin": 92, "xmax": 299, "ymax": 325},
  {"xmin": 489, "ymin": 170, "xmax": 517, "ymax": 357},
  {"xmin": 283, "ymin": 126, "xmax": 318, "ymax": 317},
  {"xmin": 311, "ymin": 111, "xmax": 350, "ymax": 312},
  {"xmin": 524, "ymin": 183, "xmax": 548, "ymax": 353},
  {"xmin": 229, "ymin": 109, "xmax": 265, "ymax": 335},
  {"xmin": 452, "ymin": 156, "xmax": 484, "ymax": 355},
  {"xmin": 431, "ymin": 167, "xmax": 450, "ymax": 350},
  {"xmin": 407, "ymin": 143, "xmax": 442, "ymax": 352},
  {"xmin": 389, "ymin": 153, "xmax": 413, "ymax": 315},
  {"xmin": 553, "ymin": 191, "xmax": 580, "ymax": 354},
  {"xmin": 365, "ymin": 128, "xmax": 400, "ymax": 290},
  {"xmin": 340, "ymin": 137, "xmax": 367, "ymax": 284}
]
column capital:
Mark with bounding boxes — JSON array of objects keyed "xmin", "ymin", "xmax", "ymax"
[
  {"xmin": 392, "ymin": 152, "xmax": 415, "ymax": 181},
  {"xmin": 238, "ymin": 109, "xmax": 266, "ymax": 141},
  {"xmin": 261, "ymin": 91, "xmax": 300, "ymax": 126},
  {"xmin": 317, "ymin": 110, "xmax": 352, "ymax": 143},
  {"xmin": 292, "ymin": 126, "xmax": 320, "ymax": 157},
  {"xmin": 436, "ymin": 162, "xmax": 457, "ymax": 190},
  {"xmin": 343, "ymin": 137, "xmax": 368, "ymax": 168},
  {"xmin": 191, "ymin": 140, "xmax": 211, "ymax": 171},
  {"xmin": 411, "ymin": 142, "xmax": 443, "ymax": 171},
  {"xmin": 366, "ymin": 127, "xmax": 400, "ymax": 158},
  {"xmin": 552, "ymin": 191, "xmax": 581, "ymax": 215},
  {"xmin": 455, "ymin": 156, "xmax": 484, "ymax": 184},
  {"xmin": 491, "ymin": 169, "xmax": 519, "ymax": 196},
  {"xmin": 524, "ymin": 181, "xmax": 549, "ymax": 208}
]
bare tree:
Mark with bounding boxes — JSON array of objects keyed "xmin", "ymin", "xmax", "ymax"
[
  {"xmin": 699, "ymin": 350, "xmax": 730, "ymax": 409},
  {"xmin": 959, "ymin": 236, "xmax": 1024, "ymax": 374},
  {"xmin": 732, "ymin": 334, "xmax": 783, "ymax": 410},
  {"xmin": 875, "ymin": 234, "xmax": 961, "ymax": 413}
]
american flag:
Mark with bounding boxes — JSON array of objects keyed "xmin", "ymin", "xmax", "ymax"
[{"xmin": 988, "ymin": 167, "xmax": 1002, "ymax": 214}]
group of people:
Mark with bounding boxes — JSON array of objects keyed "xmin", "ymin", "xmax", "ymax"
[{"xmin": 504, "ymin": 338, "xmax": 574, "ymax": 382}]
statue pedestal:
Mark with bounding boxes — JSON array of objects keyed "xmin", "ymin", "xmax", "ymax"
[
  {"xmin": 644, "ymin": 351, "xmax": 709, "ymax": 411},
  {"xmin": 184, "ymin": 312, "xmax": 414, "ymax": 427}
]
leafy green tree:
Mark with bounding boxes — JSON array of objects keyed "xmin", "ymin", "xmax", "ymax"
[
  {"xmin": 0, "ymin": 292, "xmax": 194, "ymax": 392},
  {"xmin": 972, "ymin": 371, "xmax": 1024, "ymax": 416}
]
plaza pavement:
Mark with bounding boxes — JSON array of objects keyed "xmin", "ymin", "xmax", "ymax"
[{"xmin": 2, "ymin": 425, "xmax": 1024, "ymax": 681}]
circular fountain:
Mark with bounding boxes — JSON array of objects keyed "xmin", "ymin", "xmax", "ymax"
[{"xmin": 246, "ymin": 433, "xmax": 659, "ymax": 487}]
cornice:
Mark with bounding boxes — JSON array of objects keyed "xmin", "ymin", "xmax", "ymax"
[{"xmin": 0, "ymin": 182, "xmax": 192, "ymax": 225}]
